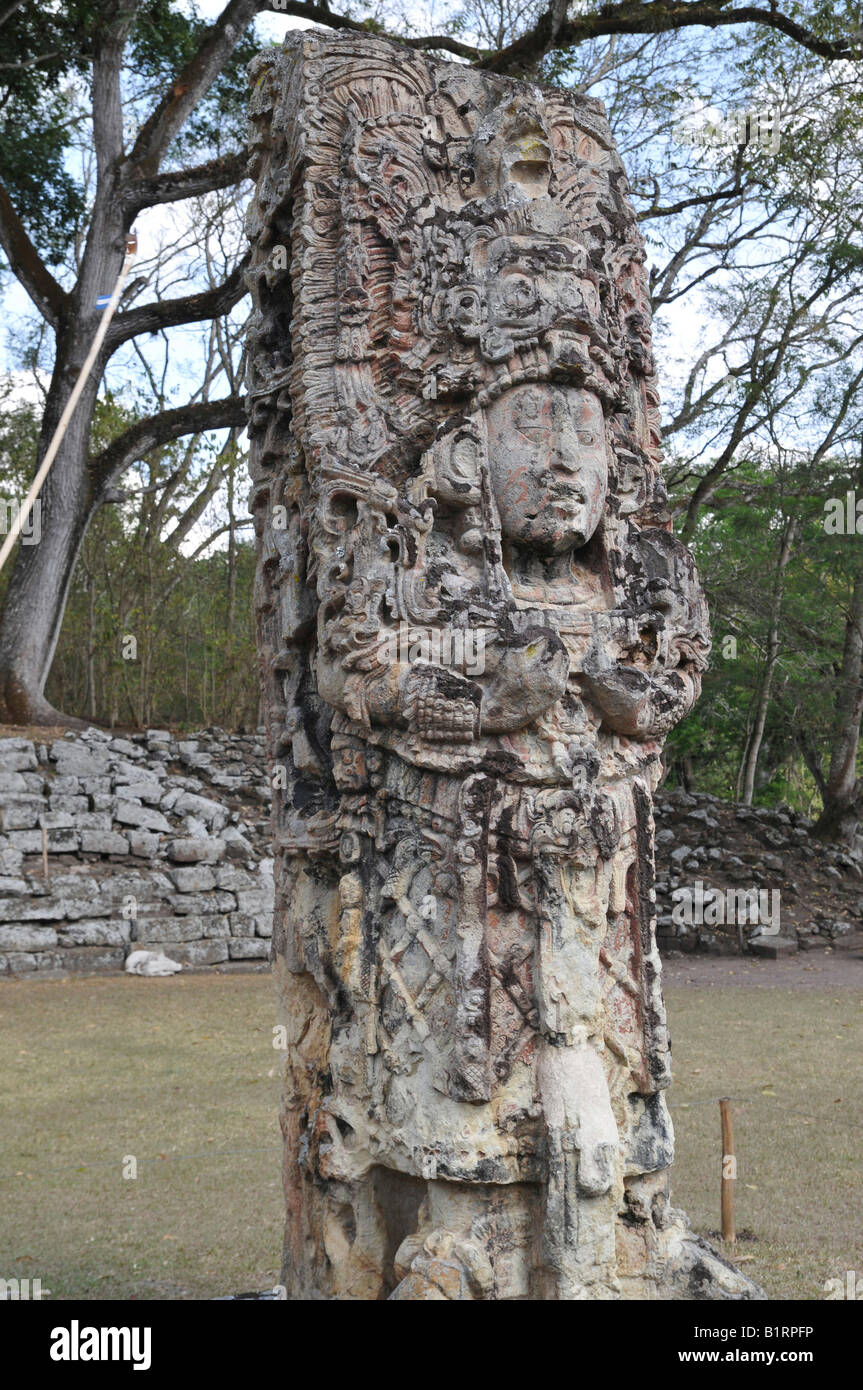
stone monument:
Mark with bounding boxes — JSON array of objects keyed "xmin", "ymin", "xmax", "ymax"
[{"xmin": 245, "ymin": 30, "xmax": 762, "ymax": 1300}]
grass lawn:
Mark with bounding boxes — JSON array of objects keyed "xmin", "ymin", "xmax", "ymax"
[
  {"xmin": 1, "ymin": 971, "xmax": 861, "ymax": 1300},
  {"xmin": 0, "ymin": 973, "xmax": 283, "ymax": 1301},
  {"xmin": 665, "ymin": 982, "xmax": 863, "ymax": 1300}
]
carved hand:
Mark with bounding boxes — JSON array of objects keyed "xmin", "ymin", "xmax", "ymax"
[
  {"xmin": 405, "ymin": 662, "xmax": 482, "ymax": 742},
  {"xmin": 582, "ymin": 611, "xmax": 655, "ymax": 735},
  {"xmin": 479, "ymin": 628, "xmax": 569, "ymax": 733}
]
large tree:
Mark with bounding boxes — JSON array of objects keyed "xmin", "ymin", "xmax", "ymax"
[{"xmin": 0, "ymin": 0, "xmax": 255, "ymax": 723}]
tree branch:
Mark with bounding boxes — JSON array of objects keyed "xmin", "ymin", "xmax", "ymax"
[
  {"xmin": 480, "ymin": 1, "xmax": 855, "ymax": 73},
  {"xmin": 242, "ymin": 0, "xmax": 853, "ymax": 70},
  {"xmin": 638, "ymin": 182, "xmax": 745, "ymax": 221},
  {"xmin": 272, "ymin": 3, "xmax": 482, "ymax": 59},
  {"xmin": 0, "ymin": 180, "xmax": 68, "ymax": 326},
  {"xmin": 0, "ymin": 1, "xmax": 25, "ymax": 30},
  {"xmin": 255, "ymin": 0, "xmax": 861, "ymax": 86},
  {"xmin": 164, "ymin": 427, "xmax": 240, "ymax": 552},
  {"xmin": 124, "ymin": 151, "xmax": 249, "ymax": 215},
  {"xmin": 0, "ymin": 50, "xmax": 63, "ymax": 71},
  {"xmin": 120, "ymin": 0, "xmax": 857, "ymax": 193},
  {"xmin": 128, "ymin": 0, "xmax": 266, "ymax": 177},
  {"xmin": 89, "ymin": 395, "xmax": 247, "ymax": 492},
  {"xmin": 106, "ymin": 256, "xmax": 250, "ymax": 350}
]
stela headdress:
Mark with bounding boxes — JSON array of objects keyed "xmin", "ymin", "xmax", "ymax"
[{"xmin": 247, "ymin": 52, "xmax": 663, "ymax": 502}]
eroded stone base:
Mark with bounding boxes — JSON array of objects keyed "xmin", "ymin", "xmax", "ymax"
[{"xmin": 279, "ymin": 1164, "xmax": 764, "ymax": 1301}]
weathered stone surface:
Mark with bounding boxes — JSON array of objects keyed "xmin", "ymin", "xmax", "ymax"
[
  {"xmin": 8, "ymin": 829, "xmax": 79, "ymax": 853},
  {"xmin": 0, "ymin": 800, "xmax": 42, "ymax": 829},
  {"xmin": 52, "ymin": 877, "xmax": 113, "ymax": 920},
  {"xmin": 166, "ymin": 836, "xmax": 225, "ymax": 864},
  {"xmin": 108, "ymin": 738, "xmax": 139, "ymax": 757},
  {"xmin": 201, "ymin": 916, "xmax": 232, "ymax": 939},
  {"xmin": 170, "ymin": 864, "xmax": 218, "ymax": 893},
  {"xmin": 0, "ymin": 772, "xmax": 30, "ymax": 794},
  {"xmin": 227, "ymin": 906, "xmax": 272, "ymax": 939},
  {"xmin": 215, "ymin": 865, "xmax": 255, "ymax": 892},
  {"xmin": 126, "ymin": 830, "xmax": 162, "ymax": 857},
  {"xmin": 48, "ymin": 795, "xmax": 89, "ymax": 815},
  {"xmin": 749, "ymin": 935, "xmax": 797, "ymax": 958},
  {"xmin": 81, "ymin": 830, "xmax": 131, "ymax": 855},
  {"xmin": 113, "ymin": 759, "xmax": 162, "ymax": 783},
  {"xmin": 228, "ymin": 937, "xmax": 269, "ymax": 960},
  {"xmin": 80, "ymin": 778, "xmax": 112, "ymax": 797},
  {"xmin": 143, "ymin": 939, "xmax": 228, "ymax": 967},
  {"xmin": 115, "ymin": 782, "xmax": 164, "ymax": 806},
  {"xmin": 170, "ymin": 792, "xmax": 229, "ymax": 831},
  {"xmin": 0, "ymin": 728, "xmax": 282, "ymax": 976},
  {"xmin": 97, "ymin": 871, "xmax": 172, "ymax": 906},
  {"xmin": 227, "ymin": 912, "xmax": 259, "ymax": 937},
  {"xmin": 50, "ymin": 743, "xmax": 111, "ymax": 776},
  {"xmin": 0, "ymin": 951, "xmax": 37, "ymax": 972},
  {"xmin": 41, "ymin": 945, "xmax": 126, "ymax": 972},
  {"xmin": 0, "ymin": 924, "xmax": 58, "ymax": 951},
  {"xmin": 0, "ymin": 845, "xmax": 24, "ymax": 875},
  {"xmin": 0, "ymin": 876, "xmax": 28, "ymax": 895},
  {"xmin": 135, "ymin": 915, "xmax": 214, "ymax": 944},
  {"xmin": 0, "ymin": 742, "xmax": 38, "ymax": 770},
  {"xmin": 221, "ymin": 826, "xmax": 253, "ymax": 859},
  {"xmin": 0, "ymin": 895, "xmax": 68, "ymax": 921},
  {"xmin": 245, "ymin": 31, "xmax": 761, "ymax": 1302},
  {"xmin": 113, "ymin": 802, "xmax": 171, "ymax": 833},
  {"xmin": 234, "ymin": 889, "xmax": 269, "ymax": 915},
  {"xmin": 168, "ymin": 890, "xmax": 234, "ymax": 916},
  {"xmin": 41, "ymin": 811, "xmax": 78, "ymax": 830},
  {"xmin": 58, "ymin": 919, "xmax": 132, "ymax": 947}
]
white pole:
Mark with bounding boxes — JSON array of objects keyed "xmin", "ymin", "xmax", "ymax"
[{"xmin": 0, "ymin": 239, "xmax": 137, "ymax": 578}]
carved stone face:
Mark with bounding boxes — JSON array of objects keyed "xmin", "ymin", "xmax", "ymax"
[{"xmin": 487, "ymin": 384, "xmax": 608, "ymax": 555}]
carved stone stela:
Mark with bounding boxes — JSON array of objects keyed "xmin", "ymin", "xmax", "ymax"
[{"xmin": 246, "ymin": 31, "xmax": 761, "ymax": 1300}]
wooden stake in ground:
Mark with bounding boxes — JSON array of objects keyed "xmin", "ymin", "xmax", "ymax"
[{"xmin": 720, "ymin": 1096, "xmax": 736, "ymax": 1244}]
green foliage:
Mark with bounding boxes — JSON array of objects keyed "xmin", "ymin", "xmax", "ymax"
[
  {"xmin": 48, "ymin": 507, "xmax": 259, "ymax": 730},
  {"xmin": 46, "ymin": 414, "xmax": 259, "ymax": 728},
  {"xmin": 665, "ymin": 449, "xmax": 859, "ymax": 814},
  {"xmin": 0, "ymin": 396, "xmax": 257, "ymax": 729},
  {"xmin": 129, "ymin": 0, "xmax": 260, "ymax": 160},
  {"xmin": 0, "ymin": 0, "xmax": 255, "ymax": 269},
  {"xmin": 0, "ymin": 1, "xmax": 95, "ymax": 261}
]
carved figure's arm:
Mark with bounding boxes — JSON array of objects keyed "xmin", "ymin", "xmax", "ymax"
[
  {"xmin": 581, "ymin": 610, "xmax": 703, "ymax": 738},
  {"xmin": 317, "ymin": 614, "xmax": 569, "ymax": 741}
]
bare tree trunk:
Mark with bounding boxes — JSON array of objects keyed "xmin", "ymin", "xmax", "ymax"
[
  {"xmin": 86, "ymin": 572, "xmax": 97, "ymax": 720},
  {"xmin": 0, "ymin": 360, "xmax": 102, "ymax": 725},
  {"xmin": 225, "ymin": 457, "xmax": 237, "ymax": 726},
  {"xmin": 0, "ymin": 11, "xmax": 128, "ymax": 725},
  {"xmin": 0, "ymin": 2, "xmax": 249, "ymax": 724},
  {"xmin": 733, "ymin": 706, "xmax": 753, "ymax": 801},
  {"xmin": 814, "ymin": 559, "xmax": 863, "ymax": 844},
  {"xmin": 738, "ymin": 516, "xmax": 797, "ymax": 804}
]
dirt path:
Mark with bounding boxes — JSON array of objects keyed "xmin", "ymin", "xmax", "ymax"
[{"xmin": 663, "ymin": 948, "xmax": 863, "ymax": 990}]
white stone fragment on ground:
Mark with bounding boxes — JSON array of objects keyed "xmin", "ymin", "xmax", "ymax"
[{"xmin": 124, "ymin": 949, "xmax": 183, "ymax": 976}]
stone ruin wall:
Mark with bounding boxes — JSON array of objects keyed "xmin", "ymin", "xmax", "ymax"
[{"xmin": 0, "ymin": 728, "xmax": 274, "ymax": 977}]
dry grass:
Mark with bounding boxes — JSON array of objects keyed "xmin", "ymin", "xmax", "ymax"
[
  {"xmin": 0, "ymin": 974, "xmax": 283, "ymax": 1300},
  {"xmin": 1, "ymin": 971, "xmax": 860, "ymax": 1300},
  {"xmin": 665, "ymin": 983, "xmax": 863, "ymax": 1300},
  {"xmin": 0, "ymin": 724, "xmax": 72, "ymax": 742}
]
